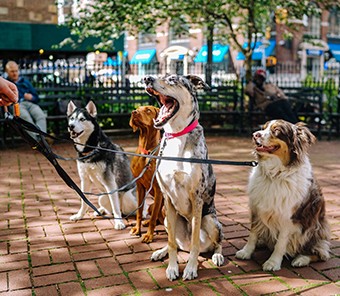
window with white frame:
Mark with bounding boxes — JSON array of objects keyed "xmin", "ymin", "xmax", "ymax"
[
  {"xmin": 328, "ymin": 7, "xmax": 340, "ymax": 38},
  {"xmin": 304, "ymin": 2, "xmax": 321, "ymax": 39}
]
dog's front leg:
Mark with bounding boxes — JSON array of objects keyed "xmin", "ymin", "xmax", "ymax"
[
  {"xmin": 236, "ymin": 230, "xmax": 258, "ymax": 260},
  {"xmin": 70, "ymin": 176, "xmax": 91, "ymax": 221},
  {"xmin": 103, "ymin": 180, "xmax": 126, "ymax": 230},
  {"xmin": 182, "ymin": 199, "xmax": 203, "ymax": 281},
  {"xmin": 130, "ymin": 185, "xmax": 145, "ymax": 237},
  {"xmin": 165, "ymin": 197, "xmax": 179, "ymax": 281},
  {"xmin": 109, "ymin": 191, "xmax": 126, "ymax": 230},
  {"xmin": 262, "ymin": 228, "xmax": 289, "ymax": 271}
]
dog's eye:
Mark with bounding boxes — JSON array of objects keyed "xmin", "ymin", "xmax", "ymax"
[
  {"xmin": 80, "ymin": 118, "xmax": 86, "ymax": 121},
  {"xmin": 70, "ymin": 116, "xmax": 74, "ymax": 121},
  {"xmin": 147, "ymin": 109, "xmax": 151, "ymax": 113}
]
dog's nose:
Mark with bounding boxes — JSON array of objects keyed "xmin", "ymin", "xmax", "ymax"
[
  {"xmin": 143, "ymin": 76, "xmax": 155, "ymax": 84},
  {"xmin": 253, "ymin": 131, "xmax": 262, "ymax": 139},
  {"xmin": 68, "ymin": 124, "xmax": 74, "ymax": 131}
]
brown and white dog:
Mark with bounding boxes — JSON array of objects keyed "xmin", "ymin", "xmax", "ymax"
[
  {"xmin": 129, "ymin": 106, "xmax": 164, "ymax": 243},
  {"xmin": 144, "ymin": 74, "xmax": 224, "ymax": 281},
  {"xmin": 236, "ymin": 120, "xmax": 330, "ymax": 271}
]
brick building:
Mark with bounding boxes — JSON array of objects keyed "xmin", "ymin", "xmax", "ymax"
[{"xmin": 0, "ymin": 0, "xmax": 123, "ymax": 75}]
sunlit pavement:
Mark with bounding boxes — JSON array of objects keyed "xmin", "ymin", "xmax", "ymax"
[{"xmin": 0, "ymin": 135, "xmax": 339, "ymax": 295}]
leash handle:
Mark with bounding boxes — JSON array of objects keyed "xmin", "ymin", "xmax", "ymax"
[
  {"xmin": 3, "ymin": 103, "xmax": 20, "ymax": 116},
  {"xmin": 14, "ymin": 103, "xmax": 20, "ymax": 116}
]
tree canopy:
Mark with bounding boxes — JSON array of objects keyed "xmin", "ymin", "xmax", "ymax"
[{"xmin": 61, "ymin": 0, "xmax": 340, "ymax": 83}]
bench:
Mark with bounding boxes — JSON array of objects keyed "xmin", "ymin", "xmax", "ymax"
[
  {"xmin": 285, "ymin": 87, "xmax": 324, "ymax": 139},
  {"xmin": 197, "ymin": 85, "xmax": 243, "ymax": 133},
  {"xmin": 246, "ymin": 86, "xmax": 324, "ymax": 139},
  {"xmin": 327, "ymin": 90, "xmax": 340, "ymax": 140},
  {"xmin": 36, "ymin": 86, "xmax": 80, "ymax": 137},
  {"xmin": 78, "ymin": 86, "xmax": 156, "ymax": 131}
]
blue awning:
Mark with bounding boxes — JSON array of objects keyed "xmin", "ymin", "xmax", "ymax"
[
  {"xmin": 194, "ymin": 44, "xmax": 229, "ymax": 63},
  {"xmin": 130, "ymin": 49, "xmax": 157, "ymax": 64},
  {"xmin": 104, "ymin": 51, "xmax": 128, "ymax": 66},
  {"xmin": 236, "ymin": 40, "xmax": 276, "ymax": 61},
  {"xmin": 328, "ymin": 43, "xmax": 340, "ymax": 62}
]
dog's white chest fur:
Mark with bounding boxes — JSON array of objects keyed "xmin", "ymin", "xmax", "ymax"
[
  {"xmin": 248, "ymin": 157, "xmax": 312, "ymax": 223},
  {"xmin": 157, "ymin": 136, "xmax": 201, "ymax": 218},
  {"xmin": 77, "ymin": 161, "xmax": 108, "ymax": 187}
]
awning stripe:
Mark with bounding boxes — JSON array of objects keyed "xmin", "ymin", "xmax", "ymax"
[
  {"xmin": 194, "ymin": 44, "xmax": 229, "ymax": 63},
  {"xmin": 130, "ymin": 49, "xmax": 157, "ymax": 64},
  {"xmin": 328, "ymin": 43, "xmax": 340, "ymax": 62},
  {"xmin": 236, "ymin": 40, "xmax": 276, "ymax": 61}
]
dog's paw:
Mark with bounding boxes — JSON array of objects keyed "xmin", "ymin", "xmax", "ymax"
[
  {"xmin": 166, "ymin": 264, "xmax": 179, "ymax": 281},
  {"xmin": 150, "ymin": 248, "xmax": 167, "ymax": 261},
  {"xmin": 212, "ymin": 253, "xmax": 224, "ymax": 266},
  {"xmin": 114, "ymin": 220, "xmax": 126, "ymax": 230},
  {"xmin": 130, "ymin": 226, "xmax": 141, "ymax": 237},
  {"xmin": 182, "ymin": 263, "xmax": 198, "ymax": 281},
  {"xmin": 291, "ymin": 255, "xmax": 311, "ymax": 267},
  {"xmin": 262, "ymin": 259, "xmax": 281, "ymax": 271},
  {"xmin": 70, "ymin": 213, "xmax": 84, "ymax": 221},
  {"xmin": 141, "ymin": 232, "xmax": 153, "ymax": 244},
  {"xmin": 235, "ymin": 249, "xmax": 252, "ymax": 260}
]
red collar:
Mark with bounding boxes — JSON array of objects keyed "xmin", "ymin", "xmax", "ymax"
[
  {"xmin": 165, "ymin": 119, "xmax": 199, "ymax": 139},
  {"xmin": 139, "ymin": 147, "xmax": 149, "ymax": 155}
]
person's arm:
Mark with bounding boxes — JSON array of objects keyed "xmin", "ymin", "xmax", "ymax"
[
  {"xmin": 264, "ymin": 83, "xmax": 288, "ymax": 100},
  {"xmin": 22, "ymin": 79, "xmax": 39, "ymax": 103},
  {"xmin": 245, "ymin": 81, "xmax": 255, "ymax": 97},
  {"xmin": 0, "ymin": 77, "xmax": 18, "ymax": 106},
  {"xmin": 274, "ymin": 85, "xmax": 288, "ymax": 99}
]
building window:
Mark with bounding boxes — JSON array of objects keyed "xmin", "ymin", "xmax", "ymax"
[
  {"xmin": 138, "ymin": 32, "xmax": 156, "ymax": 48},
  {"xmin": 328, "ymin": 7, "xmax": 340, "ymax": 38},
  {"xmin": 304, "ymin": 3, "xmax": 321, "ymax": 39},
  {"xmin": 169, "ymin": 23, "xmax": 190, "ymax": 45}
]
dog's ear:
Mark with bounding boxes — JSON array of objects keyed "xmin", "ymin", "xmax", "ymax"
[
  {"xmin": 85, "ymin": 101, "xmax": 97, "ymax": 118},
  {"xmin": 129, "ymin": 117, "xmax": 138, "ymax": 132},
  {"xmin": 186, "ymin": 75, "xmax": 210, "ymax": 90},
  {"xmin": 295, "ymin": 122, "xmax": 316, "ymax": 146},
  {"xmin": 67, "ymin": 101, "xmax": 77, "ymax": 116}
]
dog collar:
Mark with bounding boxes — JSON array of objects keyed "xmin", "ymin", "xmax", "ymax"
[
  {"xmin": 165, "ymin": 119, "xmax": 199, "ymax": 139},
  {"xmin": 139, "ymin": 147, "xmax": 149, "ymax": 155}
]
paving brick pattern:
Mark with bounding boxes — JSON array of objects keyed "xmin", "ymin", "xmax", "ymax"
[{"xmin": 0, "ymin": 136, "xmax": 339, "ymax": 295}]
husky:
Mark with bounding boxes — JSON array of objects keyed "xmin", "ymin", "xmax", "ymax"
[{"xmin": 67, "ymin": 100, "xmax": 139, "ymax": 230}]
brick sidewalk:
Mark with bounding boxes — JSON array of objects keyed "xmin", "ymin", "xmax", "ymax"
[{"xmin": 0, "ymin": 136, "xmax": 339, "ymax": 295}]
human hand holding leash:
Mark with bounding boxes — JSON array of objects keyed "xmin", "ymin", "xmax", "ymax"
[{"xmin": 0, "ymin": 77, "xmax": 18, "ymax": 107}]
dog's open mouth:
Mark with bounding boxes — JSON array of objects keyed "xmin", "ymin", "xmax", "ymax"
[
  {"xmin": 69, "ymin": 130, "xmax": 83, "ymax": 139},
  {"xmin": 255, "ymin": 141, "xmax": 279, "ymax": 153},
  {"xmin": 146, "ymin": 87, "xmax": 179, "ymax": 128}
]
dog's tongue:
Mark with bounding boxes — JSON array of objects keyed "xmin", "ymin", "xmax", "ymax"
[
  {"xmin": 154, "ymin": 98, "xmax": 175, "ymax": 126},
  {"xmin": 256, "ymin": 145, "xmax": 278, "ymax": 153}
]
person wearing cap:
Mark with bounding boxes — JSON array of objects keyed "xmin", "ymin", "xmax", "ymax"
[{"xmin": 245, "ymin": 69, "xmax": 298, "ymax": 123}]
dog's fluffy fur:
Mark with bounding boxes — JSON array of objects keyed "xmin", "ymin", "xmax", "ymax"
[
  {"xmin": 67, "ymin": 101, "xmax": 138, "ymax": 230},
  {"xmin": 236, "ymin": 120, "xmax": 330, "ymax": 271},
  {"xmin": 129, "ymin": 106, "xmax": 164, "ymax": 243},
  {"xmin": 144, "ymin": 74, "xmax": 224, "ymax": 281}
]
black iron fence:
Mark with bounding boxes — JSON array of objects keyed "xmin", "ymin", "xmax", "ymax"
[{"xmin": 0, "ymin": 57, "xmax": 339, "ymax": 144}]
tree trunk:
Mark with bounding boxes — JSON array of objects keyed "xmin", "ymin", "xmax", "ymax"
[{"xmin": 205, "ymin": 24, "xmax": 214, "ymax": 87}]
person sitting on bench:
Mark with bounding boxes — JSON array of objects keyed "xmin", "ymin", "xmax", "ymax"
[{"xmin": 245, "ymin": 69, "xmax": 298, "ymax": 123}]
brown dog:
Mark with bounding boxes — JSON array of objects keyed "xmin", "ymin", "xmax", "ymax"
[{"xmin": 129, "ymin": 106, "xmax": 164, "ymax": 243}]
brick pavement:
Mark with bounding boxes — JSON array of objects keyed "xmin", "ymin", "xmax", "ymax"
[{"xmin": 0, "ymin": 136, "xmax": 339, "ymax": 296}]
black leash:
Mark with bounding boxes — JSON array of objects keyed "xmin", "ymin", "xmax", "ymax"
[
  {"xmin": 70, "ymin": 142, "xmax": 258, "ymax": 167},
  {"xmin": 6, "ymin": 110, "xmax": 257, "ymax": 167},
  {"xmin": 4, "ymin": 112, "xmax": 109, "ymax": 219},
  {"xmin": 4, "ymin": 112, "xmax": 258, "ymax": 220}
]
